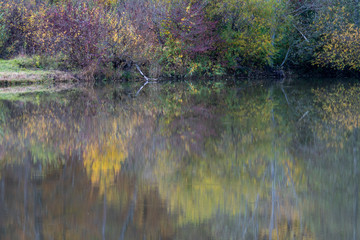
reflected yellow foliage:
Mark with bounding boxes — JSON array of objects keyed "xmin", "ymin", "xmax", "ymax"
[
  {"xmin": 313, "ymin": 83, "xmax": 360, "ymax": 149},
  {"xmin": 155, "ymin": 150, "xmax": 253, "ymax": 225},
  {"xmin": 0, "ymin": 107, "xmax": 74, "ymax": 170},
  {"xmin": 314, "ymin": 84, "xmax": 360, "ymax": 130},
  {"xmin": 155, "ymin": 148, "xmax": 306, "ymax": 225},
  {"xmin": 83, "ymin": 139, "xmax": 126, "ymax": 190},
  {"xmin": 260, "ymin": 208, "xmax": 314, "ymax": 240},
  {"xmin": 2, "ymin": 83, "xmax": 348, "ymax": 239},
  {"xmin": 83, "ymin": 118, "xmax": 129, "ymax": 199},
  {"xmin": 153, "ymin": 87, "xmax": 308, "ymax": 238}
]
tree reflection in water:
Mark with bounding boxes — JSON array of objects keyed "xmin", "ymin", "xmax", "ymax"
[{"xmin": 0, "ymin": 81, "xmax": 358, "ymax": 239}]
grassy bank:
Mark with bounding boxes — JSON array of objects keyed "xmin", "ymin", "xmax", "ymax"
[{"xmin": 0, "ymin": 57, "xmax": 76, "ymax": 84}]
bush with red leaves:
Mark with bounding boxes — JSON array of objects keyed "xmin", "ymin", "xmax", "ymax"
[
  {"xmin": 37, "ymin": 2, "xmax": 106, "ymax": 69},
  {"xmin": 165, "ymin": 1, "xmax": 218, "ymax": 59}
]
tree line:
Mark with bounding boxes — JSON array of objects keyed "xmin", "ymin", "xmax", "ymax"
[{"xmin": 0, "ymin": 0, "xmax": 359, "ymax": 79}]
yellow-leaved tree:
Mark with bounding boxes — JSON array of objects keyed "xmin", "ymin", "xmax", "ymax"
[{"xmin": 313, "ymin": 6, "xmax": 360, "ymax": 71}]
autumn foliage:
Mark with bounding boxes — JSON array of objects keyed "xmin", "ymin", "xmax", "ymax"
[
  {"xmin": 312, "ymin": 6, "xmax": 360, "ymax": 71},
  {"xmin": 0, "ymin": 0, "xmax": 360, "ymax": 78},
  {"xmin": 34, "ymin": 3, "xmax": 106, "ymax": 68}
]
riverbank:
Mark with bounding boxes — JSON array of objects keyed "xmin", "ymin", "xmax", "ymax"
[{"xmin": 0, "ymin": 56, "xmax": 356, "ymax": 86}]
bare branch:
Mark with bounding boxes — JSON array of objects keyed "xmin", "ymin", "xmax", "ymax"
[
  {"xmin": 135, "ymin": 64, "xmax": 157, "ymax": 81},
  {"xmin": 293, "ymin": 24, "xmax": 310, "ymax": 42},
  {"xmin": 298, "ymin": 111, "xmax": 309, "ymax": 122},
  {"xmin": 280, "ymin": 46, "xmax": 291, "ymax": 67}
]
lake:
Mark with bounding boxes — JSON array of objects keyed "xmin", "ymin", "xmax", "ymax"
[{"xmin": 0, "ymin": 79, "xmax": 359, "ymax": 239}]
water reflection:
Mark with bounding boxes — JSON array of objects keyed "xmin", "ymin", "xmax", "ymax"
[{"xmin": 0, "ymin": 81, "xmax": 359, "ymax": 239}]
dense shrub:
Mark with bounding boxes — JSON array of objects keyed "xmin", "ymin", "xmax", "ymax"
[
  {"xmin": 27, "ymin": 0, "xmax": 155, "ymax": 78},
  {"xmin": 29, "ymin": 2, "xmax": 105, "ymax": 70},
  {"xmin": 209, "ymin": 0, "xmax": 294, "ymax": 72},
  {"xmin": 160, "ymin": 1, "xmax": 220, "ymax": 76},
  {"xmin": 0, "ymin": 0, "xmax": 34, "ymax": 57},
  {"xmin": 312, "ymin": 5, "xmax": 360, "ymax": 71}
]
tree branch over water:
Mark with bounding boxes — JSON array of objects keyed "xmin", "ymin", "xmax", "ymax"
[{"xmin": 135, "ymin": 64, "xmax": 157, "ymax": 96}]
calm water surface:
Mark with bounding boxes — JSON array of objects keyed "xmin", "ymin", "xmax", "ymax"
[{"xmin": 0, "ymin": 79, "xmax": 359, "ymax": 239}]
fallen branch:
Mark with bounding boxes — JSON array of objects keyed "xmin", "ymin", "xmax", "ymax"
[
  {"xmin": 298, "ymin": 110, "xmax": 309, "ymax": 122},
  {"xmin": 134, "ymin": 64, "xmax": 158, "ymax": 96},
  {"xmin": 280, "ymin": 45, "xmax": 291, "ymax": 67},
  {"xmin": 293, "ymin": 24, "xmax": 309, "ymax": 42},
  {"xmin": 135, "ymin": 64, "xmax": 157, "ymax": 81}
]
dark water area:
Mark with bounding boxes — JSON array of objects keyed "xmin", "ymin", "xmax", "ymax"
[{"xmin": 0, "ymin": 79, "xmax": 359, "ymax": 240}]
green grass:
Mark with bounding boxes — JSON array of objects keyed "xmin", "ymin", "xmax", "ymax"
[
  {"xmin": 0, "ymin": 59, "xmax": 22, "ymax": 72},
  {"xmin": 1, "ymin": 57, "xmax": 33, "ymax": 71},
  {"xmin": 0, "ymin": 57, "xmax": 52, "ymax": 84},
  {"xmin": 0, "ymin": 57, "xmax": 53, "ymax": 74},
  {"xmin": 0, "ymin": 57, "xmax": 75, "ymax": 83}
]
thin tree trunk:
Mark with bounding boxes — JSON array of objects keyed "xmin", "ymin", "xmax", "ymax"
[
  {"xmin": 34, "ymin": 183, "xmax": 44, "ymax": 240},
  {"xmin": 23, "ymin": 164, "xmax": 29, "ymax": 239},
  {"xmin": 119, "ymin": 187, "xmax": 137, "ymax": 240},
  {"xmin": 102, "ymin": 183, "xmax": 107, "ymax": 240},
  {"xmin": 353, "ymin": 146, "xmax": 358, "ymax": 240}
]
